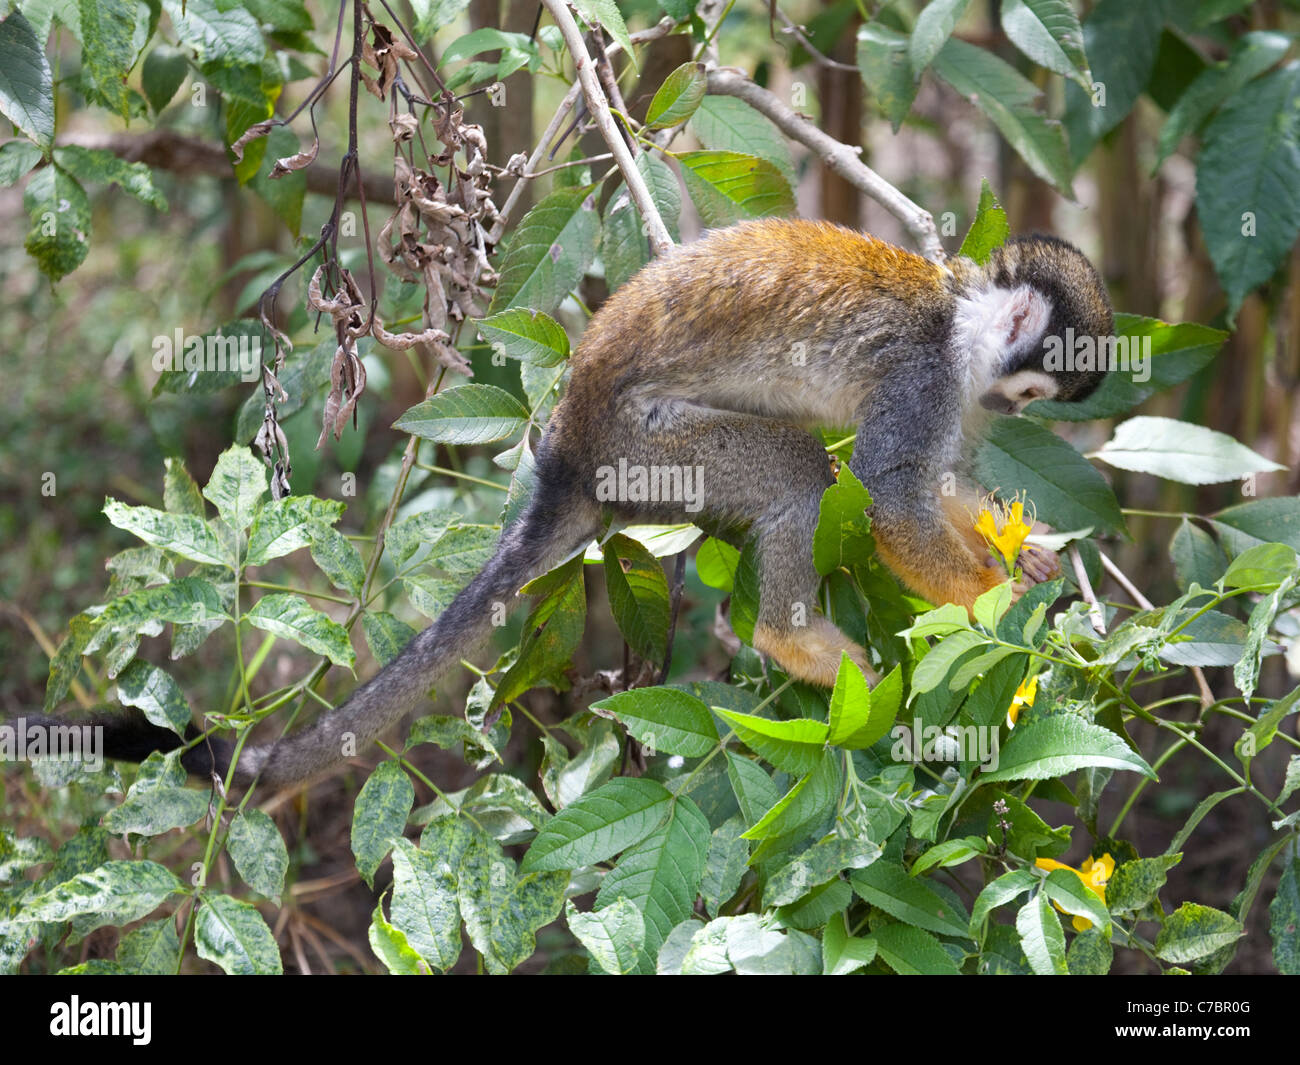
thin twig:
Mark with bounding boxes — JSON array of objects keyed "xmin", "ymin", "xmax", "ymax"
[
  {"xmin": 541, "ymin": 0, "xmax": 674, "ymax": 255},
  {"xmin": 1099, "ymin": 550, "xmax": 1215, "ymax": 707},
  {"xmin": 1068, "ymin": 544, "xmax": 1107, "ymax": 635},
  {"xmin": 774, "ymin": 8, "xmax": 858, "ymax": 71},
  {"xmin": 704, "ymin": 68, "xmax": 945, "ymax": 261}
]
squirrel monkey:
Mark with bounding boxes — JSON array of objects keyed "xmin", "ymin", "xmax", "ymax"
[{"xmin": 85, "ymin": 219, "xmax": 1114, "ymax": 787}]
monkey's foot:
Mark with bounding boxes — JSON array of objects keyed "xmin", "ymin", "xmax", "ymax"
[
  {"xmin": 752, "ymin": 619, "xmax": 878, "ymax": 688},
  {"xmin": 1017, "ymin": 546, "xmax": 1061, "ymax": 585}
]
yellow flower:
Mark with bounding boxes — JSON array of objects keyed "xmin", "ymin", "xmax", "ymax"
[
  {"xmin": 1035, "ymin": 853, "xmax": 1115, "ymax": 932},
  {"xmin": 1006, "ymin": 674, "xmax": 1038, "ymax": 728},
  {"xmin": 972, "ymin": 492, "xmax": 1034, "ymax": 574}
]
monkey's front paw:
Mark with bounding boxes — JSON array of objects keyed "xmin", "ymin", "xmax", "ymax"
[{"xmin": 1017, "ymin": 546, "xmax": 1060, "ymax": 586}]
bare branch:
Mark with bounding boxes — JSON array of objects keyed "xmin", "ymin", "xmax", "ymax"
[
  {"xmin": 773, "ymin": 8, "xmax": 858, "ymax": 72},
  {"xmin": 704, "ymin": 68, "xmax": 945, "ymax": 262},
  {"xmin": 1068, "ymin": 544, "xmax": 1107, "ymax": 635},
  {"xmin": 541, "ymin": 0, "xmax": 674, "ymax": 256}
]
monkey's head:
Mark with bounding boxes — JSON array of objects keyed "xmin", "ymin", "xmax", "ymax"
[{"xmin": 964, "ymin": 234, "xmax": 1114, "ymax": 415}]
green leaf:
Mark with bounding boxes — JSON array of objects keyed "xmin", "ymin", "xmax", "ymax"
[
  {"xmin": 142, "ymin": 44, "xmax": 189, "ymax": 114},
  {"xmin": 856, "ymin": 22, "xmax": 916, "ymax": 131},
  {"xmin": 566, "ymin": 898, "xmax": 645, "ymax": 975},
  {"xmin": 911, "ymin": 836, "xmax": 986, "ymax": 877},
  {"xmin": 970, "ymin": 868, "xmax": 1037, "ymax": 934},
  {"xmin": 103, "ymin": 499, "xmax": 229, "ymax": 566},
  {"xmin": 849, "ymin": 861, "xmax": 970, "ymax": 938},
  {"xmin": 592, "ymin": 686, "xmax": 717, "ymax": 758},
  {"xmin": 116, "ymin": 661, "xmax": 191, "ymax": 735},
  {"xmin": 958, "ymin": 179, "xmax": 1009, "ymax": 264},
  {"xmin": 695, "ymin": 537, "xmax": 739, "ymax": 592},
  {"xmin": 1062, "ymin": 0, "xmax": 1164, "ymax": 166},
  {"xmin": 1017, "ymin": 892, "xmax": 1067, "ymax": 974},
  {"xmin": 678, "ymin": 151, "xmax": 794, "ymax": 227},
  {"xmin": 1212, "ymin": 497, "xmax": 1300, "ymax": 554},
  {"xmin": 522, "ymin": 778, "xmax": 672, "ymax": 872},
  {"xmin": 489, "ymin": 186, "xmax": 600, "ymax": 313},
  {"xmin": 974, "ymin": 417, "xmax": 1125, "ymax": 536},
  {"xmin": 594, "ymin": 797, "xmax": 709, "ymax": 973},
  {"xmin": 728, "ymin": 539, "xmax": 760, "ymax": 645},
  {"xmin": 601, "ymin": 533, "xmax": 671, "ymax": 664},
  {"xmin": 873, "ymin": 921, "xmax": 961, "ymax": 975},
  {"xmin": 245, "ymin": 593, "xmax": 354, "ymax": 667},
  {"xmin": 54, "ymin": 145, "xmax": 167, "ymax": 209},
  {"xmin": 812, "ymin": 464, "xmax": 874, "ymax": 576},
  {"xmin": 227, "ymin": 810, "xmax": 289, "ymax": 901},
  {"xmin": 646, "ymin": 61, "xmax": 706, "ymax": 129},
  {"xmin": 1155, "ymin": 902, "xmax": 1243, "ymax": 964},
  {"xmin": 981, "ymin": 714, "xmax": 1156, "ymax": 782},
  {"xmin": 244, "ymin": 495, "xmax": 345, "ymax": 566},
  {"xmin": 351, "ymin": 760, "xmax": 415, "ymax": 889},
  {"xmin": 76, "ymin": 0, "xmax": 135, "ymax": 116},
  {"xmin": 1158, "ymin": 610, "xmax": 1249, "ymax": 668},
  {"xmin": 389, "ymin": 837, "xmax": 461, "ymax": 972},
  {"xmin": 715, "ymin": 708, "xmax": 828, "ymax": 776},
  {"xmin": 1195, "ymin": 63, "xmax": 1300, "ymax": 317},
  {"xmin": 202, "ymin": 445, "xmax": 266, "ymax": 533},
  {"xmin": 492, "ymin": 554, "xmax": 585, "ymax": 707},
  {"xmin": 0, "ymin": 10, "xmax": 54, "ymax": 149},
  {"xmin": 164, "ymin": 0, "xmax": 265, "ymax": 64},
  {"xmin": 700, "ymin": 818, "xmax": 748, "ymax": 918},
  {"xmin": 368, "ymin": 901, "xmax": 431, "ymax": 975},
  {"xmin": 830, "ymin": 659, "xmax": 902, "ymax": 751},
  {"xmin": 412, "ymin": 0, "xmax": 473, "ymax": 36},
  {"xmin": 822, "ymin": 912, "xmax": 878, "ymax": 975},
  {"xmin": 195, "ymin": 894, "xmax": 283, "ymax": 975},
  {"xmin": 601, "ymin": 152, "xmax": 682, "ymax": 292},
  {"xmin": 1029, "ymin": 315, "xmax": 1227, "ymax": 423},
  {"xmin": 1269, "ymin": 853, "xmax": 1300, "ymax": 975},
  {"xmin": 19, "ymin": 860, "xmax": 182, "ymax": 934},
  {"xmin": 116, "ymin": 918, "xmax": 181, "ymax": 974},
  {"xmin": 765, "ymin": 834, "xmax": 881, "ymax": 907},
  {"xmin": 0, "ymin": 138, "xmax": 42, "ymax": 185},
  {"xmin": 439, "ymin": 27, "xmax": 535, "ymax": 63},
  {"xmin": 395, "ymin": 384, "xmax": 529, "ymax": 446},
  {"xmin": 689, "ymin": 95, "xmax": 795, "ymax": 187},
  {"xmin": 909, "ymin": 0, "xmax": 970, "ymax": 76},
  {"xmin": 306, "ymin": 522, "xmax": 365, "ymax": 597},
  {"xmin": 475, "ymin": 308, "xmax": 569, "ymax": 367},
  {"xmin": 725, "ymin": 750, "xmax": 781, "ymax": 829},
  {"xmin": 1171, "ymin": 517, "xmax": 1229, "ymax": 591},
  {"xmin": 23, "ymin": 164, "xmax": 90, "ymax": 280},
  {"xmin": 742, "ymin": 750, "xmax": 841, "ymax": 847},
  {"xmin": 96, "ymin": 577, "xmax": 225, "ymax": 633},
  {"xmin": 1107, "ymin": 853, "xmax": 1181, "ymax": 915},
  {"xmin": 1095, "ymin": 416, "xmax": 1285, "ymax": 484},
  {"xmin": 572, "ymin": 0, "xmax": 635, "ymax": 70},
  {"xmin": 932, "ymin": 37, "xmax": 1073, "ymax": 194},
  {"xmin": 1222, "ymin": 543, "xmax": 1299, "ymax": 593},
  {"xmin": 102, "ymin": 783, "xmax": 207, "ymax": 837},
  {"xmin": 1156, "ymin": 31, "xmax": 1291, "ymax": 168},
  {"xmin": 1000, "ymin": 0, "xmax": 1090, "ymax": 87},
  {"xmin": 1067, "ymin": 926, "xmax": 1112, "ymax": 974},
  {"xmin": 1043, "ymin": 868, "xmax": 1111, "ymax": 935},
  {"xmin": 1235, "ymin": 686, "xmax": 1300, "ymax": 764}
]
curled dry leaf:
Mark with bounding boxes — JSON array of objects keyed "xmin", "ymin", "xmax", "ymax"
[
  {"xmin": 230, "ymin": 120, "xmax": 275, "ymax": 163},
  {"xmin": 269, "ymin": 136, "xmax": 320, "ymax": 179}
]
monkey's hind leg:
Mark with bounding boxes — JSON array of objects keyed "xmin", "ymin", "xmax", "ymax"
[{"xmin": 621, "ymin": 403, "xmax": 877, "ymax": 688}]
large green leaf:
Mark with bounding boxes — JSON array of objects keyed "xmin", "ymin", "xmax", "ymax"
[
  {"xmin": 522, "ymin": 778, "xmax": 672, "ymax": 872},
  {"xmin": 489, "ymin": 186, "xmax": 600, "ymax": 313},
  {"xmin": 980, "ymin": 714, "xmax": 1156, "ymax": 782},
  {"xmin": 195, "ymin": 894, "xmax": 283, "ymax": 975},
  {"xmin": 394, "ymin": 384, "xmax": 530, "ymax": 446},
  {"xmin": 975, "ymin": 417, "xmax": 1125, "ymax": 535},
  {"xmin": 678, "ymin": 151, "xmax": 795, "ymax": 227},
  {"xmin": 932, "ymin": 37, "xmax": 1073, "ymax": 194},
  {"xmin": 1094, "ymin": 416, "xmax": 1285, "ymax": 484},
  {"xmin": 592, "ymin": 687, "xmax": 717, "ymax": 758},
  {"xmin": 1000, "ymin": 0, "xmax": 1090, "ymax": 87},
  {"xmin": 1196, "ymin": 63, "xmax": 1300, "ymax": 316},
  {"xmin": 0, "ymin": 10, "xmax": 54, "ymax": 149}
]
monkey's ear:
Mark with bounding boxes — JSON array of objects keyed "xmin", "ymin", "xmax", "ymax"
[{"xmin": 992, "ymin": 285, "xmax": 1052, "ymax": 353}]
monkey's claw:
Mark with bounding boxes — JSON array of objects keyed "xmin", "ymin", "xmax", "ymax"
[{"xmin": 1017, "ymin": 545, "xmax": 1060, "ymax": 585}]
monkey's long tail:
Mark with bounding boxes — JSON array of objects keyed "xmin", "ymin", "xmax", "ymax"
[{"xmin": 21, "ymin": 489, "xmax": 600, "ymax": 791}]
